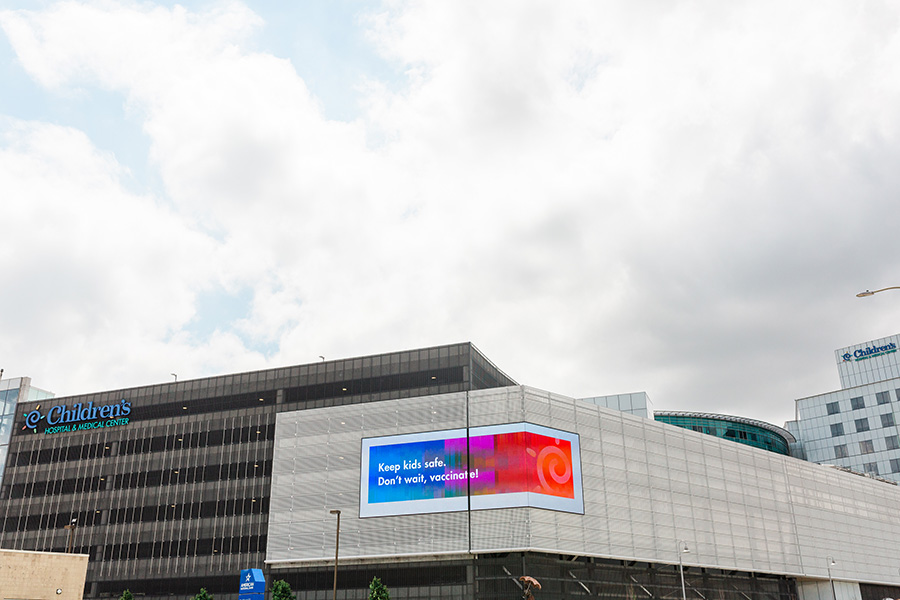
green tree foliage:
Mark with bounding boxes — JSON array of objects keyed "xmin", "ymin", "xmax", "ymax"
[
  {"xmin": 272, "ymin": 580, "xmax": 294, "ymax": 600},
  {"xmin": 119, "ymin": 590, "xmax": 134, "ymax": 600},
  {"xmin": 191, "ymin": 588, "xmax": 213, "ymax": 600},
  {"xmin": 369, "ymin": 577, "xmax": 390, "ymax": 600}
]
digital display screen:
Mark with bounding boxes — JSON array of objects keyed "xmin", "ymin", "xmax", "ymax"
[{"xmin": 359, "ymin": 423, "xmax": 583, "ymax": 517}]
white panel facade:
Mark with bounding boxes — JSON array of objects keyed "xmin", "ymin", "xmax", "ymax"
[{"xmin": 268, "ymin": 386, "xmax": 900, "ymax": 588}]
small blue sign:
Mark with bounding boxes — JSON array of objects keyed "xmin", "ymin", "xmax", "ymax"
[{"xmin": 239, "ymin": 568, "xmax": 266, "ymax": 600}]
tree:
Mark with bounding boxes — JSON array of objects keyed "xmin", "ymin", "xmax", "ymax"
[
  {"xmin": 272, "ymin": 580, "xmax": 294, "ymax": 600},
  {"xmin": 369, "ymin": 577, "xmax": 390, "ymax": 600},
  {"xmin": 119, "ymin": 590, "xmax": 134, "ymax": 600},
  {"xmin": 191, "ymin": 588, "xmax": 213, "ymax": 600}
]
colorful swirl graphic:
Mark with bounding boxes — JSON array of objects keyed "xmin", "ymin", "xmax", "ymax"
[{"xmin": 535, "ymin": 445, "xmax": 572, "ymax": 493}]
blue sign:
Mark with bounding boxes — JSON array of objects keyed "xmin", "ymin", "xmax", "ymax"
[
  {"xmin": 22, "ymin": 400, "xmax": 132, "ymax": 435},
  {"xmin": 239, "ymin": 569, "xmax": 266, "ymax": 600}
]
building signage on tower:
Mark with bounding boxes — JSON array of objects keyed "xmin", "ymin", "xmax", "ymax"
[
  {"xmin": 841, "ymin": 342, "xmax": 897, "ymax": 362},
  {"xmin": 21, "ymin": 399, "xmax": 132, "ymax": 434}
]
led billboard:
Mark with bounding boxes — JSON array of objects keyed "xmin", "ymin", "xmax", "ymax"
[{"xmin": 359, "ymin": 422, "xmax": 583, "ymax": 517}]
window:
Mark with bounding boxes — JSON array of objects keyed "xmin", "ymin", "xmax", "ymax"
[
  {"xmin": 864, "ymin": 462, "xmax": 879, "ymax": 475},
  {"xmin": 826, "ymin": 401, "xmax": 841, "ymax": 415},
  {"xmin": 860, "ymin": 439, "xmax": 875, "ymax": 454},
  {"xmin": 886, "ymin": 435, "xmax": 900, "ymax": 450},
  {"xmin": 891, "ymin": 458, "xmax": 900, "ymax": 473},
  {"xmin": 877, "ymin": 391, "xmax": 892, "ymax": 405},
  {"xmin": 851, "ymin": 397, "xmax": 865, "ymax": 410},
  {"xmin": 856, "ymin": 418, "xmax": 870, "ymax": 432},
  {"xmin": 834, "ymin": 444, "xmax": 849, "ymax": 459},
  {"xmin": 831, "ymin": 423, "xmax": 845, "ymax": 437},
  {"xmin": 882, "ymin": 413, "xmax": 895, "ymax": 428}
]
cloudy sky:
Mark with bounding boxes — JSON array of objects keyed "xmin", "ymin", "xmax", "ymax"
[{"xmin": 2, "ymin": 1, "xmax": 900, "ymax": 427}]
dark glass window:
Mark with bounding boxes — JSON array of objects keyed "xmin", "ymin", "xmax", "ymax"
[
  {"xmin": 826, "ymin": 402, "xmax": 841, "ymax": 415},
  {"xmin": 834, "ymin": 444, "xmax": 848, "ymax": 459},
  {"xmin": 886, "ymin": 435, "xmax": 900, "ymax": 450},
  {"xmin": 877, "ymin": 391, "xmax": 892, "ymax": 405},
  {"xmin": 882, "ymin": 413, "xmax": 895, "ymax": 428},
  {"xmin": 891, "ymin": 458, "xmax": 900, "ymax": 473},
  {"xmin": 864, "ymin": 462, "xmax": 879, "ymax": 475},
  {"xmin": 831, "ymin": 423, "xmax": 844, "ymax": 437},
  {"xmin": 851, "ymin": 397, "xmax": 865, "ymax": 410},
  {"xmin": 856, "ymin": 418, "xmax": 870, "ymax": 432},
  {"xmin": 860, "ymin": 439, "xmax": 875, "ymax": 454}
]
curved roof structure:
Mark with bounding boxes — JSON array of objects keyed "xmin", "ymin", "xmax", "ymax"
[{"xmin": 654, "ymin": 410, "xmax": 796, "ymax": 456}]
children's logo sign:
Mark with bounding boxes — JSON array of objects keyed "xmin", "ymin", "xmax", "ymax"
[
  {"xmin": 21, "ymin": 400, "xmax": 132, "ymax": 435},
  {"xmin": 359, "ymin": 423, "xmax": 583, "ymax": 517}
]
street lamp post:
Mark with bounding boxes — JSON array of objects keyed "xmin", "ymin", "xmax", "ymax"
[
  {"xmin": 677, "ymin": 541, "xmax": 690, "ymax": 600},
  {"xmin": 827, "ymin": 557, "xmax": 836, "ymax": 600},
  {"xmin": 330, "ymin": 509, "xmax": 341, "ymax": 600},
  {"xmin": 857, "ymin": 287, "xmax": 900, "ymax": 297},
  {"xmin": 64, "ymin": 519, "xmax": 77, "ymax": 553}
]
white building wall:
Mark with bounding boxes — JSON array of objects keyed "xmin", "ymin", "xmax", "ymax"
[{"xmin": 269, "ymin": 386, "xmax": 900, "ymax": 589}]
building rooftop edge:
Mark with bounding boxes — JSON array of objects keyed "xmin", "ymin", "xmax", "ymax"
[{"xmin": 14, "ymin": 341, "xmax": 504, "ymax": 405}]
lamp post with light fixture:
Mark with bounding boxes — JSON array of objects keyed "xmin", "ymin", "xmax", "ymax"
[
  {"xmin": 857, "ymin": 287, "xmax": 900, "ymax": 297},
  {"xmin": 677, "ymin": 541, "xmax": 690, "ymax": 600},
  {"xmin": 64, "ymin": 519, "xmax": 77, "ymax": 553},
  {"xmin": 330, "ymin": 509, "xmax": 341, "ymax": 600},
  {"xmin": 827, "ymin": 557, "xmax": 836, "ymax": 600}
]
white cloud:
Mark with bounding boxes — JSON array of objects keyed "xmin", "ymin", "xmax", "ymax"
[{"xmin": 2, "ymin": 1, "xmax": 900, "ymax": 426}]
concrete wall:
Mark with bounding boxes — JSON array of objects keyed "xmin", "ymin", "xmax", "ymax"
[{"xmin": 0, "ymin": 549, "xmax": 88, "ymax": 600}]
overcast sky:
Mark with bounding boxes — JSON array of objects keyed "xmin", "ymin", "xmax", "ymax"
[{"xmin": 2, "ymin": 1, "xmax": 900, "ymax": 427}]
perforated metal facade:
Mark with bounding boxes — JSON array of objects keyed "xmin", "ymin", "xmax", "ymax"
[{"xmin": 269, "ymin": 386, "xmax": 900, "ymax": 600}]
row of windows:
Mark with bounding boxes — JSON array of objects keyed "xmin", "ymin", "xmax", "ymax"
[
  {"xmin": 4, "ymin": 460, "xmax": 273, "ymax": 500},
  {"xmin": 105, "ymin": 533, "xmax": 267, "ymax": 560},
  {"xmin": 9, "ymin": 424, "xmax": 275, "ymax": 467},
  {"xmin": 830, "ymin": 412, "xmax": 896, "ymax": 437},
  {"xmin": 834, "ymin": 436, "xmax": 900, "ymax": 459},
  {"xmin": 861, "ymin": 459, "xmax": 900, "ymax": 476},
  {"xmin": 282, "ymin": 366, "xmax": 464, "ymax": 405},
  {"xmin": 114, "ymin": 459, "xmax": 273, "ymax": 490},
  {"xmin": 3, "ymin": 496, "xmax": 269, "ymax": 533},
  {"xmin": 2, "ymin": 508, "xmax": 102, "ymax": 532},
  {"xmin": 51, "ymin": 534, "xmax": 267, "ymax": 563},
  {"xmin": 108, "ymin": 496, "xmax": 269, "ymax": 525},
  {"xmin": 10, "ymin": 441, "xmax": 112, "ymax": 466},
  {"xmin": 119, "ymin": 424, "xmax": 274, "ymax": 456},
  {"xmin": 827, "ymin": 390, "xmax": 898, "ymax": 415},
  {"xmin": 6, "ymin": 475, "xmax": 108, "ymax": 498}
]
